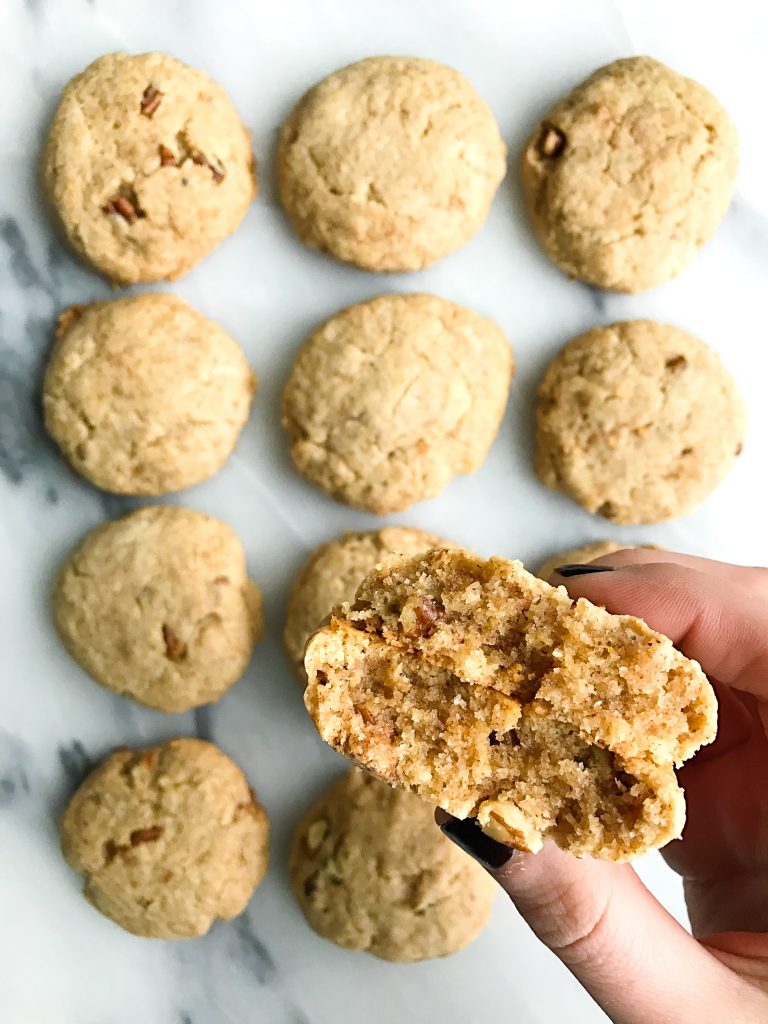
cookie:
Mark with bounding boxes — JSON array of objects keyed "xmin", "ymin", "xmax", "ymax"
[
  {"xmin": 278, "ymin": 57, "xmax": 506, "ymax": 271},
  {"xmin": 285, "ymin": 527, "xmax": 457, "ymax": 680},
  {"xmin": 521, "ymin": 56, "xmax": 738, "ymax": 292},
  {"xmin": 43, "ymin": 52, "xmax": 256, "ymax": 284},
  {"xmin": 60, "ymin": 739, "xmax": 269, "ymax": 938},
  {"xmin": 53, "ymin": 506, "xmax": 262, "ymax": 712},
  {"xmin": 535, "ymin": 320, "xmax": 746, "ymax": 524},
  {"xmin": 536, "ymin": 541, "xmax": 661, "ymax": 581},
  {"xmin": 304, "ymin": 549, "xmax": 716, "ymax": 861},
  {"xmin": 44, "ymin": 295, "xmax": 256, "ymax": 496},
  {"xmin": 290, "ymin": 769, "xmax": 495, "ymax": 961},
  {"xmin": 282, "ymin": 294, "xmax": 513, "ymax": 513}
]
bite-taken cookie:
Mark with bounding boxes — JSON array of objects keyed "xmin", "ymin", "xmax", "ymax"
[
  {"xmin": 521, "ymin": 56, "xmax": 738, "ymax": 292},
  {"xmin": 278, "ymin": 57, "xmax": 506, "ymax": 271},
  {"xmin": 60, "ymin": 739, "xmax": 269, "ymax": 939},
  {"xmin": 535, "ymin": 320, "xmax": 746, "ymax": 524},
  {"xmin": 282, "ymin": 294, "xmax": 513, "ymax": 513},
  {"xmin": 44, "ymin": 295, "xmax": 256, "ymax": 495},
  {"xmin": 284, "ymin": 527, "xmax": 456, "ymax": 680},
  {"xmin": 53, "ymin": 506, "xmax": 262, "ymax": 712},
  {"xmin": 290, "ymin": 769, "xmax": 496, "ymax": 961},
  {"xmin": 43, "ymin": 52, "xmax": 256, "ymax": 284},
  {"xmin": 304, "ymin": 549, "xmax": 717, "ymax": 862},
  {"xmin": 536, "ymin": 541, "xmax": 659, "ymax": 581}
]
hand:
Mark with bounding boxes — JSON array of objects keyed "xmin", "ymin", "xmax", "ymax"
[{"xmin": 441, "ymin": 550, "xmax": 768, "ymax": 1024}]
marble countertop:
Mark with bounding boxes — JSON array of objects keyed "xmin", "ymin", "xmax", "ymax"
[{"xmin": 1, "ymin": 1, "xmax": 767, "ymax": 1021}]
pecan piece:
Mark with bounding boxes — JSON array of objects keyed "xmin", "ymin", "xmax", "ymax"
[
  {"xmin": 130, "ymin": 826, "xmax": 163, "ymax": 845},
  {"xmin": 411, "ymin": 596, "xmax": 445, "ymax": 638},
  {"xmin": 162, "ymin": 624, "xmax": 186, "ymax": 661},
  {"xmin": 665, "ymin": 355, "xmax": 687, "ymax": 371},
  {"xmin": 102, "ymin": 195, "xmax": 142, "ymax": 224},
  {"xmin": 536, "ymin": 124, "xmax": 566, "ymax": 159},
  {"xmin": 140, "ymin": 85, "xmax": 163, "ymax": 118},
  {"xmin": 55, "ymin": 304, "xmax": 87, "ymax": 338},
  {"xmin": 158, "ymin": 144, "xmax": 176, "ymax": 167}
]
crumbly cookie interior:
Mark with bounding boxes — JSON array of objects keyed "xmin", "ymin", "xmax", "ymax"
[{"xmin": 305, "ymin": 550, "xmax": 716, "ymax": 860}]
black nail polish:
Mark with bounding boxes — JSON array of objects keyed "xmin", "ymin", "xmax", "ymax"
[
  {"xmin": 554, "ymin": 563, "xmax": 615, "ymax": 578},
  {"xmin": 439, "ymin": 816, "xmax": 515, "ymax": 870}
]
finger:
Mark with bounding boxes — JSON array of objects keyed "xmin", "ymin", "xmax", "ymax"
[
  {"xmin": 438, "ymin": 814, "xmax": 762, "ymax": 1023},
  {"xmin": 577, "ymin": 548, "xmax": 768, "ymax": 599},
  {"xmin": 551, "ymin": 562, "xmax": 768, "ymax": 699}
]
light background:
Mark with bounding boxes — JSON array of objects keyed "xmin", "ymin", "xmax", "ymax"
[{"xmin": 0, "ymin": 1, "xmax": 766, "ymax": 1021}]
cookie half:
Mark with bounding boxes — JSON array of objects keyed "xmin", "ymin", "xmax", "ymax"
[
  {"xmin": 44, "ymin": 295, "xmax": 256, "ymax": 496},
  {"xmin": 60, "ymin": 739, "xmax": 269, "ymax": 938},
  {"xmin": 290, "ymin": 769, "xmax": 495, "ymax": 961},
  {"xmin": 535, "ymin": 320, "xmax": 746, "ymax": 523},
  {"xmin": 304, "ymin": 549, "xmax": 717, "ymax": 861},
  {"xmin": 43, "ymin": 52, "xmax": 256, "ymax": 284},
  {"xmin": 53, "ymin": 506, "xmax": 262, "ymax": 712},
  {"xmin": 521, "ymin": 56, "xmax": 738, "ymax": 292},
  {"xmin": 278, "ymin": 56, "xmax": 506, "ymax": 271},
  {"xmin": 282, "ymin": 293, "xmax": 513, "ymax": 513}
]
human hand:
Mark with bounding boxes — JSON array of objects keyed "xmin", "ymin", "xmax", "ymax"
[{"xmin": 439, "ymin": 550, "xmax": 768, "ymax": 1023}]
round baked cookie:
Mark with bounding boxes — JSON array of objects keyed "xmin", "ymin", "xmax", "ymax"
[
  {"xmin": 60, "ymin": 739, "xmax": 269, "ymax": 938},
  {"xmin": 282, "ymin": 293, "xmax": 513, "ymax": 514},
  {"xmin": 521, "ymin": 56, "xmax": 738, "ymax": 293},
  {"xmin": 290, "ymin": 769, "xmax": 496, "ymax": 961},
  {"xmin": 284, "ymin": 527, "xmax": 456, "ymax": 679},
  {"xmin": 535, "ymin": 320, "xmax": 746, "ymax": 524},
  {"xmin": 53, "ymin": 506, "xmax": 262, "ymax": 711},
  {"xmin": 43, "ymin": 295, "xmax": 256, "ymax": 496},
  {"xmin": 278, "ymin": 56, "xmax": 506, "ymax": 271},
  {"xmin": 43, "ymin": 52, "xmax": 256, "ymax": 284}
]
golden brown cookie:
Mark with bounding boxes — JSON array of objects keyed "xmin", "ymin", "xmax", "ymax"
[
  {"xmin": 536, "ymin": 541, "xmax": 661, "ymax": 580},
  {"xmin": 278, "ymin": 57, "xmax": 506, "ymax": 271},
  {"xmin": 282, "ymin": 294, "xmax": 513, "ymax": 514},
  {"xmin": 53, "ymin": 506, "xmax": 262, "ymax": 712},
  {"xmin": 535, "ymin": 320, "xmax": 746, "ymax": 524},
  {"xmin": 60, "ymin": 739, "xmax": 269, "ymax": 938},
  {"xmin": 304, "ymin": 549, "xmax": 717, "ymax": 861},
  {"xmin": 44, "ymin": 295, "xmax": 256, "ymax": 495},
  {"xmin": 290, "ymin": 769, "xmax": 496, "ymax": 961},
  {"xmin": 521, "ymin": 56, "xmax": 738, "ymax": 292},
  {"xmin": 43, "ymin": 52, "xmax": 256, "ymax": 284},
  {"xmin": 284, "ymin": 527, "xmax": 456, "ymax": 680}
]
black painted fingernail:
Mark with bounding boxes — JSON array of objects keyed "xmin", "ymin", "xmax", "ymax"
[
  {"xmin": 439, "ymin": 816, "xmax": 515, "ymax": 870},
  {"xmin": 554, "ymin": 563, "xmax": 616, "ymax": 578}
]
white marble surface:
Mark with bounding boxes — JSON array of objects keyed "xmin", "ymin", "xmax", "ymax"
[{"xmin": 1, "ymin": 1, "xmax": 767, "ymax": 1021}]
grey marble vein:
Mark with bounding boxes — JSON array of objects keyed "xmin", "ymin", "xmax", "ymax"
[
  {"xmin": 0, "ymin": 217, "xmax": 49, "ymax": 293},
  {"xmin": 57, "ymin": 739, "xmax": 93, "ymax": 786}
]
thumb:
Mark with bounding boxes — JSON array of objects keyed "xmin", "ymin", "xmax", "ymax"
[{"xmin": 438, "ymin": 814, "xmax": 762, "ymax": 1024}]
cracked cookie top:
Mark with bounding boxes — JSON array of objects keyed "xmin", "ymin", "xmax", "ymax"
[
  {"xmin": 60, "ymin": 739, "xmax": 269, "ymax": 938},
  {"xmin": 53, "ymin": 506, "xmax": 263, "ymax": 712},
  {"xmin": 43, "ymin": 294, "xmax": 257, "ymax": 496},
  {"xmin": 281, "ymin": 293, "xmax": 514, "ymax": 514},
  {"xmin": 521, "ymin": 56, "xmax": 738, "ymax": 293},
  {"xmin": 535, "ymin": 320, "xmax": 746, "ymax": 524},
  {"xmin": 278, "ymin": 56, "xmax": 507, "ymax": 271},
  {"xmin": 43, "ymin": 52, "xmax": 256, "ymax": 284},
  {"xmin": 289, "ymin": 768, "xmax": 495, "ymax": 961}
]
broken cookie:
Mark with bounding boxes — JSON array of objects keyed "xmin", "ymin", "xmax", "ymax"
[{"xmin": 304, "ymin": 549, "xmax": 717, "ymax": 861}]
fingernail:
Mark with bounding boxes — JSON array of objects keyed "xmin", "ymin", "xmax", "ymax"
[
  {"xmin": 439, "ymin": 815, "xmax": 515, "ymax": 870},
  {"xmin": 554, "ymin": 563, "xmax": 616, "ymax": 578}
]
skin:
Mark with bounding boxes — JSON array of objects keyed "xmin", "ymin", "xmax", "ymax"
[{"xmin": 446, "ymin": 549, "xmax": 768, "ymax": 1023}]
